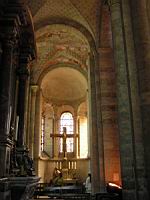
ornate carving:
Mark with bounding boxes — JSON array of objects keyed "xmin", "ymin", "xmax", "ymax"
[{"xmin": 10, "ymin": 145, "xmax": 35, "ymax": 177}]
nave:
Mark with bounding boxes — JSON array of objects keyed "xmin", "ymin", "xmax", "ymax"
[{"xmin": 0, "ymin": 1, "xmax": 150, "ymax": 200}]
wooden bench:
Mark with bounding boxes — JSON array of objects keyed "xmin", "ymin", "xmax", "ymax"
[
  {"xmin": 48, "ymin": 193, "xmax": 91, "ymax": 199},
  {"xmin": 34, "ymin": 184, "xmax": 120, "ymax": 200},
  {"xmin": 34, "ymin": 184, "xmax": 84, "ymax": 198},
  {"xmin": 45, "ymin": 185, "xmax": 83, "ymax": 194}
]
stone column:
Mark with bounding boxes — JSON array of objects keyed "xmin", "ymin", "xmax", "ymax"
[
  {"xmin": 108, "ymin": 0, "xmax": 149, "ymax": 199},
  {"xmin": 131, "ymin": 0, "xmax": 150, "ymax": 196},
  {"xmin": 77, "ymin": 116, "xmax": 80, "ymax": 158},
  {"xmin": 73, "ymin": 111, "xmax": 77, "ymax": 158},
  {"xmin": 53, "ymin": 106, "xmax": 59, "ymax": 158},
  {"xmin": 26, "ymin": 86, "xmax": 32, "ymax": 148},
  {"xmin": 34, "ymin": 89, "xmax": 42, "ymax": 174},
  {"xmin": 89, "ymin": 52, "xmax": 105, "ymax": 193},
  {"xmin": 16, "ymin": 56, "xmax": 29, "ymax": 147},
  {"xmin": 29, "ymin": 85, "xmax": 38, "ymax": 159},
  {"xmin": 0, "ymin": 36, "xmax": 15, "ymax": 177},
  {"xmin": 94, "ymin": 53, "xmax": 106, "ymax": 192}
]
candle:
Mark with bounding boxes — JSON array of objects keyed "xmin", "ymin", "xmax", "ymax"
[
  {"xmin": 56, "ymin": 162, "xmax": 58, "ymax": 168},
  {"xmin": 74, "ymin": 161, "xmax": 76, "ymax": 169},
  {"xmin": 69, "ymin": 161, "xmax": 70, "ymax": 169}
]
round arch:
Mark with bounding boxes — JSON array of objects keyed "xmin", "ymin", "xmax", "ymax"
[
  {"xmin": 37, "ymin": 63, "xmax": 88, "ymax": 86},
  {"xmin": 33, "ymin": 17, "xmax": 104, "ymax": 193},
  {"xmin": 34, "ymin": 17, "xmax": 98, "ymax": 55}
]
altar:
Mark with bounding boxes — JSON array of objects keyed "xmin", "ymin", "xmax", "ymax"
[
  {"xmin": 50, "ymin": 127, "xmax": 78, "ymax": 182},
  {"xmin": 63, "ymin": 178, "xmax": 78, "ymax": 185}
]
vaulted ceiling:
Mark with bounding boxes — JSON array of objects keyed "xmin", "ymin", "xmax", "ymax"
[
  {"xmin": 41, "ymin": 67, "xmax": 87, "ymax": 104},
  {"xmin": 27, "ymin": 0, "xmax": 101, "ymax": 39},
  {"xmin": 28, "ymin": 0, "xmax": 101, "ymax": 105}
]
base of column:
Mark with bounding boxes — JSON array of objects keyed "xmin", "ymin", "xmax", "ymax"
[{"xmin": 0, "ymin": 136, "xmax": 13, "ymax": 177}]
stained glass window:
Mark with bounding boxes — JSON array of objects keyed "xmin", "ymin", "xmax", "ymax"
[{"xmin": 60, "ymin": 112, "xmax": 74, "ymax": 152}]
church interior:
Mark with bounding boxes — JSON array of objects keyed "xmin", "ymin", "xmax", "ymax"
[{"xmin": 0, "ymin": 0, "xmax": 150, "ymax": 200}]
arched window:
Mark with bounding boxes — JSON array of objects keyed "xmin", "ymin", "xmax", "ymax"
[{"xmin": 59, "ymin": 112, "xmax": 74, "ymax": 153}]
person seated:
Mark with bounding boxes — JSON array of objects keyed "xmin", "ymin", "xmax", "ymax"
[
  {"xmin": 53, "ymin": 167, "xmax": 61, "ymax": 179},
  {"xmin": 52, "ymin": 172, "xmax": 64, "ymax": 186}
]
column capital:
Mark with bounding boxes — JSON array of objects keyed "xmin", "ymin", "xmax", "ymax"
[{"xmin": 31, "ymin": 85, "xmax": 39, "ymax": 95}]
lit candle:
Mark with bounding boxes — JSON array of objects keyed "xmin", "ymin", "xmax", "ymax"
[
  {"xmin": 74, "ymin": 162, "xmax": 76, "ymax": 169},
  {"xmin": 60, "ymin": 162, "xmax": 62, "ymax": 169},
  {"xmin": 69, "ymin": 161, "xmax": 70, "ymax": 169}
]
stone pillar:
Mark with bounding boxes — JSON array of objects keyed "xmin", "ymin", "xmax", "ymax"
[
  {"xmin": 108, "ymin": 0, "xmax": 149, "ymax": 199},
  {"xmin": 131, "ymin": 0, "xmax": 150, "ymax": 196},
  {"xmin": 77, "ymin": 116, "xmax": 80, "ymax": 158},
  {"xmin": 34, "ymin": 89, "xmax": 42, "ymax": 174},
  {"xmin": 73, "ymin": 111, "xmax": 77, "ymax": 158},
  {"xmin": 89, "ymin": 52, "xmax": 105, "ymax": 193},
  {"xmin": 26, "ymin": 86, "xmax": 32, "ymax": 148},
  {"xmin": 16, "ymin": 56, "xmax": 29, "ymax": 147},
  {"xmin": 99, "ymin": 1, "xmax": 121, "ymax": 185},
  {"xmin": 94, "ymin": 53, "xmax": 106, "ymax": 192},
  {"xmin": 29, "ymin": 85, "xmax": 38, "ymax": 159},
  {"xmin": 89, "ymin": 53, "xmax": 100, "ymax": 193},
  {"xmin": 0, "ymin": 36, "xmax": 15, "ymax": 177},
  {"xmin": 53, "ymin": 106, "xmax": 59, "ymax": 158}
]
